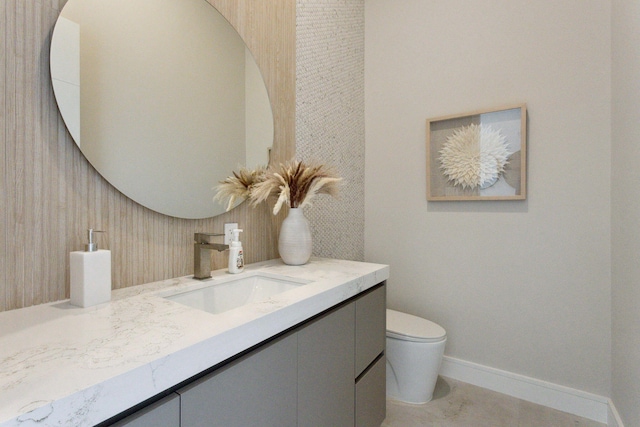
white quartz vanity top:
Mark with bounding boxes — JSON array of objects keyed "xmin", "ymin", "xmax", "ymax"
[{"xmin": 0, "ymin": 258, "xmax": 389, "ymax": 427}]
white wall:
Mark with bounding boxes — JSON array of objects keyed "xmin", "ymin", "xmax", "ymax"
[
  {"xmin": 365, "ymin": 0, "xmax": 612, "ymax": 396},
  {"xmin": 612, "ymin": 0, "xmax": 640, "ymax": 424}
]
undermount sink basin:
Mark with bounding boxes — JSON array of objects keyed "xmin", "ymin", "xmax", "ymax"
[{"xmin": 164, "ymin": 273, "xmax": 311, "ymax": 315}]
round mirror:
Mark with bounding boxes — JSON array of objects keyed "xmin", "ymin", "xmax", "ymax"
[{"xmin": 50, "ymin": 0, "xmax": 274, "ymax": 219}]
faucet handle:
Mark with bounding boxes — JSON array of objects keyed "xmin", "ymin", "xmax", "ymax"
[{"xmin": 194, "ymin": 232, "xmax": 224, "ymax": 244}]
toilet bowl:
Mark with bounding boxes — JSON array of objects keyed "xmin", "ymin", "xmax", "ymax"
[{"xmin": 386, "ymin": 309, "xmax": 446, "ymax": 404}]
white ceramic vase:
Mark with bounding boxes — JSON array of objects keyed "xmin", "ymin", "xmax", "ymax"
[{"xmin": 278, "ymin": 208, "xmax": 312, "ymax": 265}]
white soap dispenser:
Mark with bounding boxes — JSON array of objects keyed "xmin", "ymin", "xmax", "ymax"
[
  {"xmin": 228, "ymin": 229, "xmax": 244, "ymax": 274},
  {"xmin": 70, "ymin": 229, "xmax": 112, "ymax": 307}
]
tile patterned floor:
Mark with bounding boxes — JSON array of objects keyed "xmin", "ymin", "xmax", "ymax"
[{"xmin": 381, "ymin": 377, "xmax": 606, "ymax": 427}]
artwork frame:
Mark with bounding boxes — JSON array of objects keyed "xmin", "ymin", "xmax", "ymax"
[{"xmin": 427, "ymin": 104, "xmax": 527, "ymax": 201}]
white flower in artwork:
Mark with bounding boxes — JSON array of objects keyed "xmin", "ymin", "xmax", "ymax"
[{"xmin": 439, "ymin": 124, "xmax": 510, "ymax": 189}]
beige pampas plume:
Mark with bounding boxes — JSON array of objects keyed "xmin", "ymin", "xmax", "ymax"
[
  {"xmin": 250, "ymin": 159, "xmax": 342, "ymax": 215},
  {"xmin": 215, "ymin": 160, "xmax": 341, "ymax": 215},
  {"xmin": 213, "ymin": 165, "xmax": 266, "ymax": 211},
  {"xmin": 298, "ymin": 176, "xmax": 341, "ymax": 210}
]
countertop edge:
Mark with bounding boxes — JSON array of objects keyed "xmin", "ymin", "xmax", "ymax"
[{"xmin": 0, "ymin": 258, "xmax": 389, "ymax": 427}]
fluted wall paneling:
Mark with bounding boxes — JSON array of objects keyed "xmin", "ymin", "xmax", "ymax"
[{"xmin": 1, "ymin": 0, "xmax": 295, "ymax": 312}]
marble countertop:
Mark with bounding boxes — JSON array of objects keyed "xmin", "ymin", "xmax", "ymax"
[{"xmin": 0, "ymin": 258, "xmax": 389, "ymax": 427}]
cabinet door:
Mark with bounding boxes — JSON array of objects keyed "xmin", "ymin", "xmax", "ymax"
[
  {"xmin": 298, "ymin": 302, "xmax": 355, "ymax": 427},
  {"xmin": 355, "ymin": 355, "xmax": 386, "ymax": 427},
  {"xmin": 110, "ymin": 393, "xmax": 180, "ymax": 427},
  {"xmin": 355, "ymin": 284, "xmax": 386, "ymax": 377},
  {"xmin": 178, "ymin": 332, "xmax": 297, "ymax": 427}
]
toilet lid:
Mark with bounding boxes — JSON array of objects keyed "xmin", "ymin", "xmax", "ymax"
[{"xmin": 386, "ymin": 309, "xmax": 446, "ymax": 343}]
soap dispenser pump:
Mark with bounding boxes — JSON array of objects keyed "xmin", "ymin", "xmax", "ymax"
[
  {"xmin": 228, "ymin": 229, "xmax": 244, "ymax": 274},
  {"xmin": 70, "ymin": 229, "xmax": 112, "ymax": 307}
]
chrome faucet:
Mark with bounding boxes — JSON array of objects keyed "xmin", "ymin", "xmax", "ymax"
[{"xmin": 194, "ymin": 232, "xmax": 229, "ymax": 280}]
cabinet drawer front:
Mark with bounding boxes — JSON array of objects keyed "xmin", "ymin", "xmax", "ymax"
[
  {"xmin": 356, "ymin": 355, "xmax": 386, "ymax": 427},
  {"xmin": 298, "ymin": 302, "xmax": 355, "ymax": 427},
  {"xmin": 111, "ymin": 393, "xmax": 180, "ymax": 427},
  {"xmin": 355, "ymin": 284, "xmax": 386, "ymax": 377},
  {"xmin": 178, "ymin": 333, "xmax": 297, "ymax": 427}
]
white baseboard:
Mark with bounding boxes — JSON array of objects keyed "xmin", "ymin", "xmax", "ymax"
[
  {"xmin": 608, "ymin": 399, "xmax": 625, "ymax": 427},
  {"xmin": 440, "ymin": 356, "xmax": 613, "ymax": 425}
]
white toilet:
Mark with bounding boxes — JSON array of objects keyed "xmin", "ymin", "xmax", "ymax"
[{"xmin": 386, "ymin": 309, "xmax": 447, "ymax": 404}]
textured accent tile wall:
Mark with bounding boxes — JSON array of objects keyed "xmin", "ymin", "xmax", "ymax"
[{"xmin": 296, "ymin": 0, "xmax": 365, "ymax": 261}]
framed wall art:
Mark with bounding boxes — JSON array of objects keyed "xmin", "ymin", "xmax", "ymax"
[{"xmin": 426, "ymin": 104, "xmax": 527, "ymax": 201}]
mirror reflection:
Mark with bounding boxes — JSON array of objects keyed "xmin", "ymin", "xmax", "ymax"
[{"xmin": 50, "ymin": 0, "xmax": 274, "ymax": 219}]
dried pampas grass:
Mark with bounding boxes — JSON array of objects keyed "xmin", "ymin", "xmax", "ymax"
[
  {"xmin": 250, "ymin": 160, "xmax": 341, "ymax": 215},
  {"xmin": 214, "ymin": 166, "xmax": 266, "ymax": 212},
  {"xmin": 213, "ymin": 160, "xmax": 341, "ymax": 215}
]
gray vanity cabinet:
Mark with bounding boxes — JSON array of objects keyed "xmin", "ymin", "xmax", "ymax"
[
  {"xmin": 111, "ymin": 393, "xmax": 180, "ymax": 427},
  {"xmin": 178, "ymin": 333, "xmax": 298, "ymax": 427},
  {"xmin": 355, "ymin": 285, "xmax": 387, "ymax": 427},
  {"xmin": 298, "ymin": 302, "xmax": 355, "ymax": 426},
  {"xmin": 111, "ymin": 283, "xmax": 386, "ymax": 427},
  {"xmin": 356, "ymin": 355, "xmax": 386, "ymax": 427},
  {"xmin": 296, "ymin": 283, "xmax": 386, "ymax": 427},
  {"xmin": 355, "ymin": 284, "xmax": 386, "ymax": 376}
]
